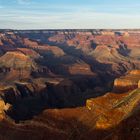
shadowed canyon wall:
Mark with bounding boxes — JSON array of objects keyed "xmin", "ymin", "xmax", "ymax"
[{"xmin": 0, "ymin": 30, "xmax": 140, "ymax": 139}]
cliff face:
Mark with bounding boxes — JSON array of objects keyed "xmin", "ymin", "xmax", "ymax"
[
  {"xmin": 0, "ymin": 71, "xmax": 140, "ymax": 140},
  {"xmin": 113, "ymin": 70, "xmax": 140, "ymax": 92},
  {"xmin": 0, "ymin": 30, "xmax": 140, "ymax": 139}
]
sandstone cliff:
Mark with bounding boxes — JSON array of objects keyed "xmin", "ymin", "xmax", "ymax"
[{"xmin": 113, "ymin": 70, "xmax": 140, "ymax": 92}]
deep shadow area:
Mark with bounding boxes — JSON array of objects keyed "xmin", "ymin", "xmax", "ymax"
[{"xmin": 4, "ymin": 73, "xmax": 115, "ymax": 123}]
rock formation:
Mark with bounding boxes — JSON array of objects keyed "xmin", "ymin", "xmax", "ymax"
[
  {"xmin": 113, "ymin": 70, "xmax": 140, "ymax": 92},
  {"xmin": 0, "ymin": 30, "xmax": 139, "ymax": 139}
]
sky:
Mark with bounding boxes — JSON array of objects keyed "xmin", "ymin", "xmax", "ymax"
[{"xmin": 0, "ymin": 0, "xmax": 140, "ymax": 29}]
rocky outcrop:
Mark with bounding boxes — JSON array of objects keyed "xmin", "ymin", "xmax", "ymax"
[
  {"xmin": 113, "ymin": 78, "xmax": 138, "ymax": 93},
  {"xmin": 86, "ymin": 89, "xmax": 140, "ymax": 129},
  {"xmin": 0, "ymin": 51, "xmax": 35, "ymax": 70},
  {"xmin": 0, "ymin": 81, "xmax": 46, "ymax": 104},
  {"xmin": 0, "ymin": 51, "xmax": 37, "ymax": 81},
  {"xmin": 68, "ymin": 63, "xmax": 95, "ymax": 75},
  {"xmin": 138, "ymin": 80, "xmax": 140, "ymax": 88},
  {"xmin": 129, "ymin": 70, "xmax": 140, "ymax": 75},
  {"xmin": 0, "ymin": 81, "xmax": 48, "ymax": 121},
  {"xmin": 17, "ymin": 48, "xmax": 40, "ymax": 59},
  {"xmin": 0, "ymin": 98, "xmax": 11, "ymax": 121},
  {"xmin": 113, "ymin": 70, "xmax": 140, "ymax": 93}
]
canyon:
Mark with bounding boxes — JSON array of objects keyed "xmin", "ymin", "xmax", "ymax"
[{"xmin": 0, "ymin": 29, "xmax": 140, "ymax": 139}]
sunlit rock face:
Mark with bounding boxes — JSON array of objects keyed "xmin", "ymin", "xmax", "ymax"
[
  {"xmin": 138, "ymin": 81, "xmax": 140, "ymax": 88},
  {"xmin": 113, "ymin": 70, "xmax": 140, "ymax": 93},
  {"xmin": 0, "ymin": 99, "xmax": 11, "ymax": 121},
  {"xmin": 0, "ymin": 30, "xmax": 140, "ymax": 139},
  {"xmin": 0, "ymin": 51, "xmax": 34, "ymax": 69},
  {"xmin": 85, "ymin": 70, "xmax": 140, "ymax": 132}
]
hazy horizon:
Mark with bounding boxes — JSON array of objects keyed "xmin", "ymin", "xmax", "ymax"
[
  {"xmin": 0, "ymin": 28, "xmax": 140, "ymax": 31},
  {"xmin": 0, "ymin": 0, "xmax": 140, "ymax": 29}
]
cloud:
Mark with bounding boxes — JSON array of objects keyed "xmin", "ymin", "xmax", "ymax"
[
  {"xmin": 0, "ymin": 1, "xmax": 140, "ymax": 29},
  {"xmin": 0, "ymin": 10, "xmax": 140, "ymax": 29}
]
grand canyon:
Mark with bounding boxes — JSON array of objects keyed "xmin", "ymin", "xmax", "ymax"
[{"xmin": 0, "ymin": 29, "xmax": 140, "ymax": 140}]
